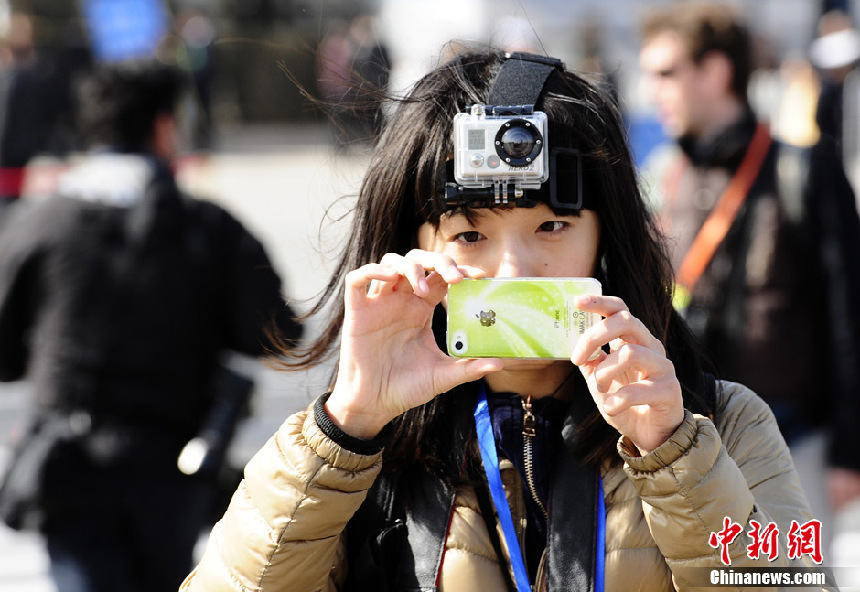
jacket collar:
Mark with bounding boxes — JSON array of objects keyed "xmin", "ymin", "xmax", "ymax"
[{"xmin": 678, "ymin": 108, "xmax": 759, "ymax": 170}]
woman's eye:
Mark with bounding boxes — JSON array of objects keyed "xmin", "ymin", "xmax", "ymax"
[
  {"xmin": 454, "ymin": 231, "xmax": 483, "ymax": 243},
  {"xmin": 538, "ymin": 221, "xmax": 569, "ymax": 233}
]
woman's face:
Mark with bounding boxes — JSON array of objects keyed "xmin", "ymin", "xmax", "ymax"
[{"xmin": 418, "ymin": 203, "xmax": 601, "ymax": 279}]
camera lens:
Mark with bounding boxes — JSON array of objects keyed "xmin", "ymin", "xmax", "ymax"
[
  {"xmin": 454, "ymin": 340, "xmax": 464, "ymax": 351},
  {"xmin": 500, "ymin": 127, "xmax": 534, "ymax": 159},
  {"xmin": 494, "ymin": 119, "xmax": 543, "ymax": 167}
]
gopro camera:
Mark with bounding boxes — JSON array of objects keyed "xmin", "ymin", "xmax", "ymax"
[{"xmin": 453, "ymin": 104, "xmax": 549, "ymax": 201}]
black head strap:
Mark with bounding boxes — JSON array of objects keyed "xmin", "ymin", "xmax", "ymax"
[{"xmin": 488, "ymin": 52, "xmax": 564, "ymax": 108}]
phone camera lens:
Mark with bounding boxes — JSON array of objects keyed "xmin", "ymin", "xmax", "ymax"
[{"xmin": 451, "ymin": 330, "xmax": 468, "ymax": 355}]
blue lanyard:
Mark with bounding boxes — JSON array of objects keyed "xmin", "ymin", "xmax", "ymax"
[
  {"xmin": 596, "ymin": 472, "xmax": 605, "ymax": 592},
  {"xmin": 474, "ymin": 384, "xmax": 605, "ymax": 592}
]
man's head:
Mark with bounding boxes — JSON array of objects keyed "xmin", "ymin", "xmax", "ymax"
[
  {"xmin": 810, "ymin": 10, "xmax": 860, "ymax": 82},
  {"xmin": 5, "ymin": 12, "xmax": 36, "ymax": 66},
  {"xmin": 639, "ymin": 3, "xmax": 751, "ymax": 139},
  {"xmin": 76, "ymin": 59, "xmax": 188, "ymax": 157}
]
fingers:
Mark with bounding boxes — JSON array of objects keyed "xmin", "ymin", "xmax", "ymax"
[
  {"xmin": 588, "ymin": 343, "xmax": 678, "ymax": 404},
  {"xmin": 571, "ymin": 295, "xmax": 665, "ymax": 365},
  {"xmin": 373, "ymin": 250, "xmax": 469, "ymax": 294},
  {"xmin": 345, "ymin": 251, "xmax": 489, "ymax": 313},
  {"xmin": 591, "ymin": 343, "xmax": 672, "ymax": 390},
  {"xmin": 360, "ymin": 250, "xmax": 487, "ymax": 304},
  {"xmin": 571, "ymin": 295, "xmax": 684, "ymax": 454},
  {"xmin": 345, "ymin": 263, "xmax": 401, "ymax": 302}
]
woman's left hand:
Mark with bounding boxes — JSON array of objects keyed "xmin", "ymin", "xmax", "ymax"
[{"xmin": 571, "ymin": 294, "xmax": 684, "ymax": 456}]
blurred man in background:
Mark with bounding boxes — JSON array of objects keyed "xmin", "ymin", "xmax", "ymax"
[
  {"xmin": 0, "ymin": 59, "xmax": 302, "ymax": 592},
  {"xmin": 639, "ymin": 1, "xmax": 860, "ymax": 555}
]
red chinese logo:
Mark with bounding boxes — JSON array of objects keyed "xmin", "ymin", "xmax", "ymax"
[
  {"xmin": 708, "ymin": 518, "xmax": 823, "ymax": 566},
  {"xmin": 708, "ymin": 517, "xmax": 744, "ymax": 565},
  {"xmin": 746, "ymin": 520, "xmax": 780, "ymax": 561},
  {"xmin": 787, "ymin": 520, "xmax": 823, "ymax": 564}
]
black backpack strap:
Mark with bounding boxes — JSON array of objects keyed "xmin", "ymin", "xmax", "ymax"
[
  {"xmin": 344, "ymin": 468, "xmax": 459, "ymax": 592},
  {"xmin": 702, "ymin": 371, "xmax": 718, "ymax": 421},
  {"xmin": 545, "ymin": 394, "xmax": 600, "ymax": 592},
  {"xmin": 343, "ymin": 472, "xmax": 408, "ymax": 592},
  {"xmin": 344, "ymin": 388, "xmax": 478, "ymax": 592}
]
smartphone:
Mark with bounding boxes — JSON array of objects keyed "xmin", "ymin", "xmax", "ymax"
[{"xmin": 446, "ymin": 277, "xmax": 602, "ymax": 359}]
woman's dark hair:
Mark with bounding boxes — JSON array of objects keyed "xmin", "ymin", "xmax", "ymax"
[
  {"xmin": 76, "ymin": 59, "xmax": 187, "ymax": 151},
  {"xmin": 280, "ymin": 49, "xmax": 711, "ymax": 474}
]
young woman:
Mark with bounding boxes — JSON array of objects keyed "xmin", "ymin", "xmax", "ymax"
[{"xmin": 181, "ymin": 50, "xmax": 821, "ymax": 592}]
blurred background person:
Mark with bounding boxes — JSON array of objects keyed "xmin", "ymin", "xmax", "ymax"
[
  {"xmin": 0, "ymin": 10, "xmax": 90, "ymax": 220},
  {"xmin": 810, "ymin": 8, "xmax": 860, "ymax": 168},
  {"xmin": 639, "ymin": 1, "xmax": 860, "ymax": 557},
  {"xmin": 578, "ymin": 17, "xmax": 621, "ymax": 108},
  {"xmin": 175, "ymin": 9, "xmax": 217, "ymax": 152},
  {"xmin": 0, "ymin": 59, "xmax": 302, "ymax": 592},
  {"xmin": 315, "ymin": 18, "xmax": 355, "ymax": 145},
  {"xmin": 315, "ymin": 13, "xmax": 390, "ymax": 149}
]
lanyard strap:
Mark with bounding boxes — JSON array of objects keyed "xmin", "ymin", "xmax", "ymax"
[
  {"xmin": 673, "ymin": 123, "xmax": 773, "ymax": 307},
  {"xmin": 475, "ymin": 388, "xmax": 532, "ymax": 592},
  {"xmin": 474, "ymin": 385, "xmax": 606, "ymax": 592},
  {"xmin": 596, "ymin": 475, "xmax": 605, "ymax": 592}
]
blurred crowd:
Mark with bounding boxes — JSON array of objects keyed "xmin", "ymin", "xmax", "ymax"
[
  {"xmin": 2, "ymin": 2, "xmax": 860, "ymax": 202},
  {"xmin": 0, "ymin": 1, "xmax": 860, "ymax": 591},
  {"xmin": 0, "ymin": 2, "xmax": 217, "ymax": 217}
]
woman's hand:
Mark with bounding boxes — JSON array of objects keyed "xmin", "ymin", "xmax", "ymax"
[
  {"xmin": 325, "ymin": 250, "xmax": 503, "ymax": 439},
  {"xmin": 571, "ymin": 295, "xmax": 684, "ymax": 456}
]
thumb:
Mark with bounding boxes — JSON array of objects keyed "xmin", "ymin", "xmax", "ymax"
[{"xmin": 435, "ymin": 358, "xmax": 503, "ymax": 394}]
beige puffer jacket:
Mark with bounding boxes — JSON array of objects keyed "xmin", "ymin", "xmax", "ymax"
[{"xmin": 181, "ymin": 381, "xmax": 824, "ymax": 592}]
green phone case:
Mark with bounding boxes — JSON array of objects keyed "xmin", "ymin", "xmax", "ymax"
[{"xmin": 447, "ymin": 277, "xmax": 602, "ymax": 359}]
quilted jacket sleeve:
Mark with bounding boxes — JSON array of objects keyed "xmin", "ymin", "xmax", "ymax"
[
  {"xmin": 180, "ymin": 401, "xmax": 383, "ymax": 592},
  {"xmin": 619, "ymin": 381, "xmax": 827, "ymax": 591}
]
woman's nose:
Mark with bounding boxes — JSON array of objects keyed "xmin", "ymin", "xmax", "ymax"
[{"xmin": 491, "ymin": 248, "xmax": 537, "ymax": 279}]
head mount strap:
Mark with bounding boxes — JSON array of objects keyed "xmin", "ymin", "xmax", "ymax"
[
  {"xmin": 488, "ymin": 52, "xmax": 565, "ymax": 108},
  {"xmin": 443, "ymin": 147, "xmax": 590, "ymax": 212}
]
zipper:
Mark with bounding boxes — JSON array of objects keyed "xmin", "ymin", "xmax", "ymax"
[{"xmin": 522, "ymin": 395, "xmax": 547, "ymax": 519}]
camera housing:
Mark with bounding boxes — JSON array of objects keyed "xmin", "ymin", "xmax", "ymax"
[{"xmin": 453, "ymin": 104, "xmax": 549, "ymax": 200}]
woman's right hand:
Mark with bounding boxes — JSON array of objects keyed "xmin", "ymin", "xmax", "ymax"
[{"xmin": 325, "ymin": 250, "xmax": 503, "ymax": 439}]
